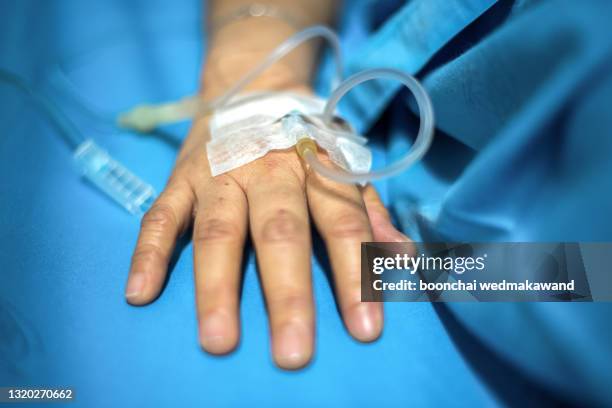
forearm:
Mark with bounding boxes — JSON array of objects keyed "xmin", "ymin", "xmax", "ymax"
[{"xmin": 202, "ymin": 0, "xmax": 338, "ymax": 99}]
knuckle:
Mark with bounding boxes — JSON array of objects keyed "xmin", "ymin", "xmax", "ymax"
[
  {"xmin": 268, "ymin": 291, "xmax": 311, "ymax": 315},
  {"xmin": 167, "ymin": 180, "xmax": 195, "ymax": 204},
  {"xmin": 200, "ymin": 302, "xmax": 237, "ymax": 319},
  {"xmin": 193, "ymin": 217, "xmax": 241, "ymax": 244},
  {"xmin": 370, "ymin": 203, "xmax": 391, "ymax": 221},
  {"xmin": 131, "ymin": 244, "xmax": 167, "ymax": 266},
  {"xmin": 260, "ymin": 153, "xmax": 284, "ymax": 172},
  {"xmin": 248, "ymin": 151, "xmax": 305, "ymax": 185},
  {"xmin": 199, "ymin": 285, "xmax": 237, "ymax": 304},
  {"xmin": 367, "ymin": 205, "xmax": 392, "ymax": 228},
  {"xmin": 327, "ymin": 212, "xmax": 371, "ymax": 239},
  {"xmin": 209, "ymin": 174, "xmax": 236, "ymax": 189},
  {"xmin": 141, "ymin": 203, "xmax": 177, "ymax": 232},
  {"xmin": 260, "ymin": 150, "xmax": 295, "ymax": 171},
  {"xmin": 259, "ymin": 209, "xmax": 307, "ymax": 244},
  {"xmin": 345, "ymin": 280, "xmax": 363, "ymax": 297}
]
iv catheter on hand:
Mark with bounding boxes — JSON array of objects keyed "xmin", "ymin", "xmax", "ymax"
[
  {"xmin": 118, "ymin": 25, "xmax": 435, "ymax": 185},
  {"xmin": 0, "ymin": 69, "xmax": 156, "ymax": 215},
  {"xmin": 293, "ymin": 68, "xmax": 434, "ymax": 184}
]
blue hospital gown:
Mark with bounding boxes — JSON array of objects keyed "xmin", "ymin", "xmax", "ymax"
[{"xmin": 328, "ymin": 0, "xmax": 612, "ymax": 406}]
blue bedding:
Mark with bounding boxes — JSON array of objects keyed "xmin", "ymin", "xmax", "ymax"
[{"xmin": 1, "ymin": 0, "xmax": 611, "ymax": 406}]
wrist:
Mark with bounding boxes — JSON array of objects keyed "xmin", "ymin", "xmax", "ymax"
[
  {"xmin": 201, "ymin": 49, "xmax": 312, "ymax": 99},
  {"xmin": 201, "ymin": 17, "xmax": 316, "ymax": 100}
]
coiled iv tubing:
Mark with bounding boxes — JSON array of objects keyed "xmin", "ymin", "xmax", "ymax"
[{"xmin": 301, "ymin": 68, "xmax": 434, "ymax": 184}]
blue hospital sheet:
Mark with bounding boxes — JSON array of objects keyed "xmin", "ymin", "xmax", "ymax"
[{"xmin": 1, "ymin": 0, "xmax": 611, "ymax": 407}]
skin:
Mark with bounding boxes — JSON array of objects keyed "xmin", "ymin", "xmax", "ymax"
[{"xmin": 124, "ymin": 0, "xmax": 409, "ymax": 370}]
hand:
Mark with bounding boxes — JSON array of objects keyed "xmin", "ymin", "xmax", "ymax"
[{"xmin": 124, "ymin": 109, "xmax": 409, "ymax": 370}]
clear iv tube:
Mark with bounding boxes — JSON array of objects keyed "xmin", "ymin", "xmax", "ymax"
[
  {"xmin": 302, "ymin": 68, "xmax": 435, "ymax": 184},
  {"xmin": 0, "ymin": 68, "xmax": 156, "ymax": 215},
  {"xmin": 0, "ymin": 68, "xmax": 85, "ymax": 149},
  {"xmin": 118, "ymin": 25, "xmax": 343, "ymax": 131},
  {"xmin": 209, "ymin": 25, "xmax": 342, "ymax": 109}
]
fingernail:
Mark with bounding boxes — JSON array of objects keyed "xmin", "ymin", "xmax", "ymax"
[
  {"xmin": 347, "ymin": 303, "xmax": 382, "ymax": 342},
  {"xmin": 274, "ymin": 322, "xmax": 311, "ymax": 369},
  {"xmin": 125, "ymin": 272, "xmax": 146, "ymax": 299},
  {"xmin": 200, "ymin": 312, "xmax": 232, "ymax": 354}
]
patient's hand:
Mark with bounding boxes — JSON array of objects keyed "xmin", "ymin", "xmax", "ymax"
[
  {"xmin": 124, "ymin": 111, "xmax": 408, "ymax": 369},
  {"xmin": 124, "ymin": 2, "xmax": 409, "ymax": 367}
]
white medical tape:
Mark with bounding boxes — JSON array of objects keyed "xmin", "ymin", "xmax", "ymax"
[{"xmin": 206, "ymin": 92, "xmax": 372, "ymax": 176}]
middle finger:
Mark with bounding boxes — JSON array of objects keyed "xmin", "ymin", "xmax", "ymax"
[{"xmin": 246, "ymin": 157, "xmax": 314, "ymax": 369}]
